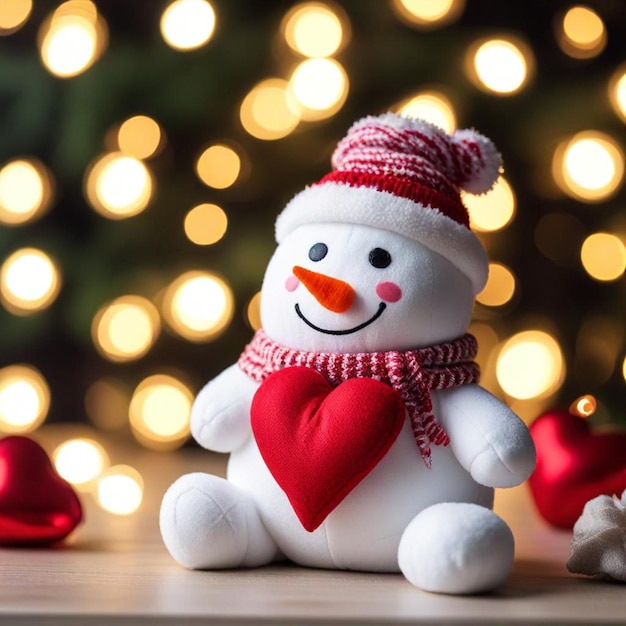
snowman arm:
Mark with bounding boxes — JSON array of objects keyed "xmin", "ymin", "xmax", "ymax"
[
  {"xmin": 435, "ymin": 384, "xmax": 536, "ymax": 488},
  {"xmin": 190, "ymin": 364, "xmax": 256, "ymax": 453}
]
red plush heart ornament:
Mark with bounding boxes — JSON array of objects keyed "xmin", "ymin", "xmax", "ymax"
[
  {"xmin": 0, "ymin": 436, "xmax": 83, "ymax": 545},
  {"xmin": 528, "ymin": 408, "xmax": 626, "ymax": 529},
  {"xmin": 251, "ymin": 366, "xmax": 406, "ymax": 532}
]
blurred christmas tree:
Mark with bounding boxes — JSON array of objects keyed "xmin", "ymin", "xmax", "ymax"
[{"xmin": 0, "ymin": 0, "xmax": 624, "ymax": 460}]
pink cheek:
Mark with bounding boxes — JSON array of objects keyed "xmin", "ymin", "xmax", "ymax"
[
  {"xmin": 376, "ymin": 281, "xmax": 402, "ymax": 303},
  {"xmin": 285, "ymin": 275, "xmax": 300, "ymax": 292}
]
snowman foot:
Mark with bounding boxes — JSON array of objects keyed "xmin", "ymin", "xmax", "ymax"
[
  {"xmin": 160, "ymin": 472, "xmax": 279, "ymax": 569},
  {"xmin": 398, "ymin": 502, "xmax": 514, "ymax": 594}
]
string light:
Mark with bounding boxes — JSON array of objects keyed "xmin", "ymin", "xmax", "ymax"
[
  {"xmin": 85, "ymin": 152, "xmax": 153, "ymax": 218},
  {"xmin": 97, "ymin": 465, "xmax": 143, "ymax": 515},
  {"xmin": 0, "ymin": 248, "xmax": 61, "ymax": 315},
  {"xmin": 391, "ymin": 0, "xmax": 465, "ymax": 29},
  {"xmin": 464, "ymin": 177, "xmax": 516, "ymax": 232},
  {"xmin": 160, "ymin": 0, "xmax": 216, "ymax": 51},
  {"xmin": 553, "ymin": 131, "xmax": 624, "ymax": 202},
  {"xmin": 580, "ymin": 233, "xmax": 626, "ymax": 282},
  {"xmin": 162, "ymin": 270, "xmax": 234, "ymax": 342},
  {"xmin": 184, "ymin": 203, "xmax": 228, "ymax": 246},
  {"xmin": 476, "ymin": 263, "xmax": 516, "ymax": 308},
  {"xmin": 38, "ymin": 1, "xmax": 107, "ymax": 78},
  {"xmin": 195, "ymin": 144, "xmax": 241, "ymax": 189},
  {"xmin": 92, "ymin": 295, "xmax": 161, "ymax": 362},
  {"xmin": 0, "ymin": 159, "xmax": 53, "ymax": 225},
  {"xmin": 496, "ymin": 330, "xmax": 565, "ymax": 400},
  {"xmin": 466, "ymin": 37, "xmax": 533, "ymax": 95},
  {"xmin": 556, "ymin": 5, "xmax": 606, "ymax": 59},
  {"xmin": 281, "ymin": 2, "xmax": 348, "ymax": 57},
  {"xmin": 240, "ymin": 78, "xmax": 301, "ymax": 140},
  {"xmin": 53, "ymin": 438, "xmax": 109, "ymax": 489},
  {"xmin": 129, "ymin": 374, "xmax": 193, "ymax": 450},
  {"xmin": 0, "ymin": 365, "xmax": 50, "ymax": 433},
  {"xmin": 117, "ymin": 115, "xmax": 164, "ymax": 160},
  {"xmin": 569, "ymin": 394, "xmax": 597, "ymax": 418},
  {"xmin": 395, "ymin": 90, "xmax": 456, "ymax": 133},
  {"xmin": 0, "ymin": 0, "xmax": 32, "ymax": 35},
  {"xmin": 288, "ymin": 57, "xmax": 349, "ymax": 120}
]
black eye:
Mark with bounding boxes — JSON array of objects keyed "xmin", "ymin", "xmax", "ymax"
[
  {"xmin": 369, "ymin": 247, "xmax": 391, "ymax": 268},
  {"xmin": 309, "ymin": 242, "xmax": 328, "ymax": 262}
]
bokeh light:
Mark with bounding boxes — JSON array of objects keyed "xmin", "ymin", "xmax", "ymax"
[
  {"xmin": 476, "ymin": 263, "xmax": 516, "ymax": 308},
  {"xmin": 609, "ymin": 64, "xmax": 626, "ymax": 123},
  {"xmin": 556, "ymin": 5, "xmax": 606, "ymax": 59},
  {"xmin": 240, "ymin": 78, "xmax": 301, "ymax": 140},
  {"xmin": 53, "ymin": 438, "xmax": 109, "ymax": 488},
  {"xmin": 282, "ymin": 2, "xmax": 348, "ymax": 57},
  {"xmin": 575, "ymin": 315, "xmax": 622, "ymax": 387},
  {"xmin": 580, "ymin": 232, "xmax": 626, "ymax": 282},
  {"xmin": 85, "ymin": 152, "xmax": 153, "ymax": 218},
  {"xmin": 85, "ymin": 378, "xmax": 131, "ymax": 432},
  {"xmin": 0, "ymin": 0, "xmax": 32, "ymax": 35},
  {"xmin": 391, "ymin": 0, "xmax": 465, "ymax": 28},
  {"xmin": 97, "ymin": 465, "xmax": 143, "ymax": 515},
  {"xmin": 496, "ymin": 330, "xmax": 565, "ymax": 400},
  {"xmin": 117, "ymin": 115, "xmax": 164, "ymax": 160},
  {"xmin": 534, "ymin": 212, "xmax": 586, "ymax": 267},
  {"xmin": 129, "ymin": 374, "xmax": 193, "ymax": 450},
  {"xmin": 246, "ymin": 291, "xmax": 262, "ymax": 330},
  {"xmin": 288, "ymin": 57, "xmax": 349, "ymax": 120},
  {"xmin": 0, "ymin": 159, "xmax": 53, "ymax": 225},
  {"xmin": 0, "ymin": 365, "xmax": 50, "ymax": 433},
  {"xmin": 0, "ymin": 248, "xmax": 61, "ymax": 315},
  {"xmin": 395, "ymin": 90, "xmax": 456, "ymax": 133},
  {"xmin": 464, "ymin": 177, "xmax": 516, "ymax": 232},
  {"xmin": 467, "ymin": 37, "xmax": 533, "ymax": 95},
  {"xmin": 553, "ymin": 131, "xmax": 624, "ymax": 202},
  {"xmin": 184, "ymin": 203, "xmax": 228, "ymax": 245},
  {"xmin": 160, "ymin": 0, "xmax": 216, "ymax": 51},
  {"xmin": 195, "ymin": 144, "xmax": 241, "ymax": 189},
  {"xmin": 622, "ymin": 356, "xmax": 626, "ymax": 382},
  {"xmin": 92, "ymin": 295, "xmax": 161, "ymax": 362},
  {"xmin": 38, "ymin": 1, "xmax": 107, "ymax": 78},
  {"xmin": 162, "ymin": 271, "xmax": 234, "ymax": 342}
]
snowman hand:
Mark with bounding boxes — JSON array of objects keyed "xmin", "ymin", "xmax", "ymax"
[
  {"xmin": 436, "ymin": 385, "xmax": 536, "ymax": 488},
  {"xmin": 190, "ymin": 364, "xmax": 257, "ymax": 453}
]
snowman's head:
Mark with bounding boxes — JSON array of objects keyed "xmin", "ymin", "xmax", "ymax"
[
  {"xmin": 260, "ymin": 113, "xmax": 502, "ymax": 353},
  {"xmin": 260, "ymin": 222, "xmax": 475, "ymax": 353}
]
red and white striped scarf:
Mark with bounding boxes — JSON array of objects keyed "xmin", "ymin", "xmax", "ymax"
[{"xmin": 238, "ymin": 330, "xmax": 480, "ymax": 467}]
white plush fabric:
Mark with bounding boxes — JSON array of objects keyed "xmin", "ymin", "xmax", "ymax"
[
  {"xmin": 567, "ymin": 490, "xmax": 626, "ymax": 582},
  {"xmin": 160, "ymin": 180, "xmax": 536, "ymax": 594},
  {"xmin": 398, "ymin": 502, "xmax": 514, "ymax": 594}
]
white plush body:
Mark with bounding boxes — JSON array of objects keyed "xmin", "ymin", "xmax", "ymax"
[{"xmin": 161, "ymin": 222, "xmax": 535, "ymax": 593}]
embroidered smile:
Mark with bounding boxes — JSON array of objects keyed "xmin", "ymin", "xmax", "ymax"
[{"xmin": 294, "ymin": 302, "xmax": 387, "ymax": 336}]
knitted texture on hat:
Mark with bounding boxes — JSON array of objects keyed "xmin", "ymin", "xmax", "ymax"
[
  {"xmin": 238, "ymin": 329, "xmax": 481, "ymax": 468},
  {"xmin": 323, "ymin": 113, "xmax": 502, "ymax": 228}
]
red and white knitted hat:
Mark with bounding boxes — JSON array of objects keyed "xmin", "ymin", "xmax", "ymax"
[{"xmin": 275, "ymin": 113, "xmax": 502, "ymax": 294}]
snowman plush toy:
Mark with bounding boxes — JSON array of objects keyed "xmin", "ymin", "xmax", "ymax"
[{"xmin": 160, "ymin": 113, "xmax": 536, "ymax": 594}]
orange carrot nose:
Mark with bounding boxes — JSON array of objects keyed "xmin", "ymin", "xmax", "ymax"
[{"xmin": 292, "ymin": 266, "xmax": 355, "ymax": 313}]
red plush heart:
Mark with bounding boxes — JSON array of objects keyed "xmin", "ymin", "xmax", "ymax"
[
  {"xmin": 0, "ymin": 436, "xmax": 83, "ymax": 545},
  {"xmin": 528, "ymin": 409, "xmax": 626, "ymax": 529},
  {"xmin": 251, "ymin": 366, "xmax": 406, "ymax": 532}
]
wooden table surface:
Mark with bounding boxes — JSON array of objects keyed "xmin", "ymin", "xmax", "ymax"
[{"xmin": 1, "ymin": 440, "xmax": 624, "ymax": 626}]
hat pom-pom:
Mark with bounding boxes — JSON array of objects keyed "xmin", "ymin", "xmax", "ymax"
[{"xmin": 451, "ymin": 128, "xmax": 502, "ymax": 195}]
